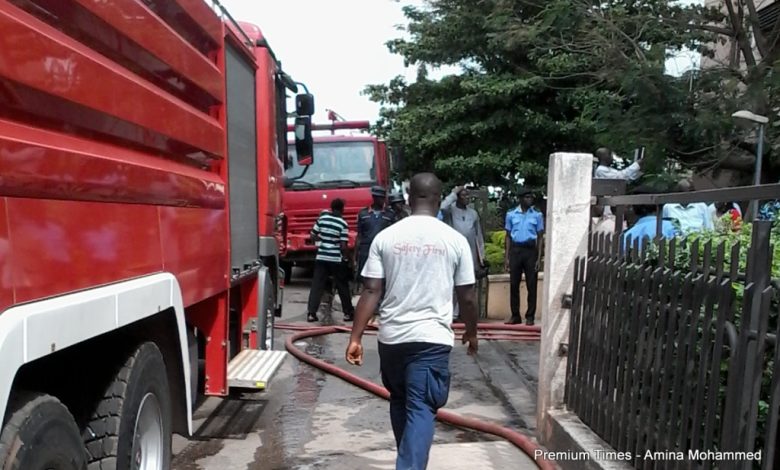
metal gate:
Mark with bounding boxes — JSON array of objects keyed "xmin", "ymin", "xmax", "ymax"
[{"xmin": 566, "ymin": 215, "xmax": 780, "ymax": 469}]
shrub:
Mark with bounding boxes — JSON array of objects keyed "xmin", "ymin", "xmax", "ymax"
[{"xmin": 485, "ymin": 230, "xmax": 506, "ymax": 274}]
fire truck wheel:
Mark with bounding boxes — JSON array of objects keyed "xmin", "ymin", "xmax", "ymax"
[
  {"xmin": 83, "ymin": 342, "xmax": 172, "ymax": 470},
  {"xmin": 0, "ymin": 392, "xmax": 87, "ymax": 470}
]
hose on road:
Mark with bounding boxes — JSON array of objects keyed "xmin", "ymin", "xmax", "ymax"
[{"xmin": 279, "ymin": 322, "xmax": 556, "ymax": 470}]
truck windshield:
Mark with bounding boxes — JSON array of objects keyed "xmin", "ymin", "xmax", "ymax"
[{"xmin": 286, "ymin": 141, "xmax": 375, "ymax": 187}]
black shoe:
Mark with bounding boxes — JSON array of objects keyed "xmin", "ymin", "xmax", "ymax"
[
  {"xmin": 344, "ymin": 313, "xmax": 354, "ymax": 322},
  {"xmin": 525, "ymin": 318, "xmax": 535, "ymax": 326},
  {"xmin": 505, "ymin": 317, "xmax": 522, "ymax": 325},
  {"xmin": 307, "ymin": 313, "xmax": 318, "ymax": 323}
]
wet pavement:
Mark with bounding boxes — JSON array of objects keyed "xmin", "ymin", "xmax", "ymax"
[{"xmin": 172, "ymin": 268, "xmax": 541, "ymax": 469}]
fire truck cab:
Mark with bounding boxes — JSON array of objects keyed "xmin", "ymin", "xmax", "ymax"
[{"xmin": 280, "ymin": 121, "xmax": 391, "ymax": 282}]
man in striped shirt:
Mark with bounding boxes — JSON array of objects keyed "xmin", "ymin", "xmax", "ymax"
[{"xmin": 306, "ymin": 198, "xmax": 356, "ymax": 323}]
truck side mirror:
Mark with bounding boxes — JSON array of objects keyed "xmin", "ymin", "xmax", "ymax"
[
  {"xmin": 296, "ymin": 93, "xmax": 315, "ymax": 116},
  {"xmin": 294, "ymin": 116, "xmax": 313, "ymax": 166}
]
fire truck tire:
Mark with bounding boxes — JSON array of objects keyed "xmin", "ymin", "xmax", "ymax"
[
  {"xmin": 0, "ymin": 392, "xmax": 87, "ymax": 470},
  {"xmin": 82, "ymin": 342, "xmax": 172, "ymax": 470}
]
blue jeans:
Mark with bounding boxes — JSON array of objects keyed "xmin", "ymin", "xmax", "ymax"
[{"xmin": 378, "ymin": 341, "xmax": 452, "ymax": 470}]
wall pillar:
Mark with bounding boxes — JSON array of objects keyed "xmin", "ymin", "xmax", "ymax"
[{"xmin": 537, "ymin": 152, "xmax": 593, "ymax": 444}]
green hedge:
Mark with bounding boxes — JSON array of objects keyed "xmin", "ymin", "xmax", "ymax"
[{"xmin": 485, "ymin": 230, "xmax": 506, "ymax": 274}]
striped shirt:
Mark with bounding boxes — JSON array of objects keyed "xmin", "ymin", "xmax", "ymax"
[{"xmin": 312, "ymin": 212, "xmax": 349, "ymax": 262}]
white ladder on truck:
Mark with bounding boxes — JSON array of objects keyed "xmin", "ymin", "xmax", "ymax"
[{"xmin": 227, "ymin": 349, "xmax": 287, "ymax": 390}]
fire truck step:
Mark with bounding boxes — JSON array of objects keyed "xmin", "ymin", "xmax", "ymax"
[{"xmin": 227, "ymin": 349, "xmax": 287, "ymax": 390}]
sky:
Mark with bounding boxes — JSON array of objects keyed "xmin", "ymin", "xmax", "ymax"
[
  {"xmin": 218, "ymin": 0, "xmax": 447, "ymax": 125},
  {"xmin": 217, "ymin": 0, "xmax": 703, "ymax": 126}
]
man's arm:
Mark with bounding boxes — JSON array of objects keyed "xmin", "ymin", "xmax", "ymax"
[
  {"xmin": 311, "ymin": 220, "xmax": 321, "ymax": 243},
  {"xmin": 340, "ymin": 223, "xmax": 349, "ymax": 259},
  {"xmin": 535, "ymin": 212, "xmax": 545, "ymax": 270},
  {"xmin": 353, "ymin": 213, "xmax": 362, "ymax": 263},
  {"xmin": 536, "ymin": 233, "xmax": 544, "ymax": 271},
  {"xmin": 440, "ymin": 188, "xmax": 459, "ymax": 211},
  {"xmin": 346, "ymin": 238, "xmax": 384, "ymax": 366},
  {"xmin": 474, "ymin": 211, "xmax": 486, "ymax": 266},
  {"xmin": 504, "ymin": 212, "xmax": 512, "ymax": 271},
  {"xmin": 594, "ymin": 161, "xmax": 642, "ymax": 181},
  {"xmin": 454, "ymin": 239, "xmax": 478, "ymax": 354},
  {"xmin": 350, "ymin": 278, "xmax": 382, "ymax": 343},
  {"xmin": 455, "ymin": 284, "xmax": 478, "ymax": 355}
]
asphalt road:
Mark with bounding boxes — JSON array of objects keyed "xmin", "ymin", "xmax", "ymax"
[{"xmin": 171, "ymin": 268, "xmax": 540, "ymax": 469}]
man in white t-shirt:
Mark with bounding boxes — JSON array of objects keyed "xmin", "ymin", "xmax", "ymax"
[{"xmin": 346, "ymin": 172, "xmax": 478, "ymax": 470}]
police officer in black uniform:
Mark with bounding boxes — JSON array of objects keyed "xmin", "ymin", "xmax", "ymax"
[
  {"xmin": 388, "ymin": 191, "xmax": 410, "ymax": 221},
  {"xmin": 354, "ymin": 186, "xmax": 395, "ymax": 283}
]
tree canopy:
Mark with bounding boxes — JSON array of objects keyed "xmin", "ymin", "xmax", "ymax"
[{"xmin": 366, "ymin": 0, "xmax": 779, "ymax": 190}]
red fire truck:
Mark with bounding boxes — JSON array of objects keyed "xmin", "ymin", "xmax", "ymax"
[
  {"xmin": 280, "ymin": 120, "xmax": 391, "ymax": 282},
  {"xmin": 0, "ymin": 1, "xmax": 312, "ymax": 468}
]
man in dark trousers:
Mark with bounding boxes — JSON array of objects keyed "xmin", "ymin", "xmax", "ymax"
[
  {"xmin": 504, "ymin": 188, "xmax": 544, "ymax": 326},
  {"xmin": 346, "ymin": 173, "xmax": 478, "ymax": 470},
  {"xmin": 306, "ymin": 198, "xmax": 356, "ymax": 323},
  {"xmin": 354, "ymin": 186, "xmax": 395, "ymax": 283}
]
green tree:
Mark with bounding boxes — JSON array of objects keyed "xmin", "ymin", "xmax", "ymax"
[{"xmin": 366, "ymin": 0, "xmax": 778, "ymax": 187}]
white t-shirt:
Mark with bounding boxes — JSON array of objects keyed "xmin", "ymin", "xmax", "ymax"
[{"xmin": 361, "ymin": 215, "xmax": 475, "ymax": 347}]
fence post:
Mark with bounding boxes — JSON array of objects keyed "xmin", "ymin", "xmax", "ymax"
[
  {"xmin": 537, "ymin": 153, "xmax": 593, "ymax": 444},
  {"xmin": 721, "ymin": 220, "xmax": 772, "ymax": 461}
]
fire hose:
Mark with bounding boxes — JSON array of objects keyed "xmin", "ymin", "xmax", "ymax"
[{"xmin": 277, "ymin": 321, "xmax": 557, "ymax": 470}]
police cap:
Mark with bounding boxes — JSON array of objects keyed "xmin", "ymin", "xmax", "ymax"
[{"xmin": 388, "ymin": 192, "xmax": 405, "ymax": 204}]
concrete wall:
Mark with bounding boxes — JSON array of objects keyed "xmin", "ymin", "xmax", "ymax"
[{"xmin": 485, "ymin": 273, "xmax": 545, "ymax": 320}]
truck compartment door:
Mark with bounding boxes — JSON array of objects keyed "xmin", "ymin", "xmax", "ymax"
[{"xmin": 225, "ymin": 45, "xmax": 260, "ymax": 275}]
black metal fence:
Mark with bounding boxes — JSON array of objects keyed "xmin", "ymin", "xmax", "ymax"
[{"xmin": 565, "ymin": 183, "xmax": 780, "ymax": 470}]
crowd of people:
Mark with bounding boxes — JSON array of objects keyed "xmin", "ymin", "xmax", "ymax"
[
  {"xmin": 297, "ymin": 149, "xmax": 776, "ymax": 468},
  {"xmin": 591, "ymin": 146, "xmax": 746, "ymax": 245},
  {"xmin": 305, "ymin": 181, "xmax": 543, "ymax": 328},
  {"xmin": 305, "ymin": 185, "xmax": 402, "ymax": 323}
]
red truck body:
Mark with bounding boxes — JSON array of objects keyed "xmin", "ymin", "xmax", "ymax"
[
  {"xmin": 0, "ymin": 1, "xmax": 296, "ymax": 467},
  {"xmin": 281, "ymin": 128, "xmax": 391, "ymax": 274}
]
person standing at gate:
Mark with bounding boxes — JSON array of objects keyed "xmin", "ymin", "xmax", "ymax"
[
  {"xmin": 661, "ymin": 179, "xmax": 713, "ymax": 234},
  {"xmin": 354, "ymin": 186, "xmax": 395, "ymax": 284},
  {"xmin": 504, "ymin": 188, "xmax": 544, "ymax": 326},
  {"xmin": 346, "ymin": 172, "xmax": 478, "ymax": 470},
  {"xmin": 305, "ymin": 198, "xmax": 356, "ymax": 323},
  {"xmin": 594, "ymin": 147, "xmax": 644, "ymax": 181},
  {"xmin": 622, "ymin": 185, "xmax": 678, "ymax": 250},
  {"xmin": 594, "ymin": 147, "xmax": 644, "ymax": 218}
]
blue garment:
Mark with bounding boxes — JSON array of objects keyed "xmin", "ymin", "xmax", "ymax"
[
  {"xmin": 436, "ymin": 210, "xmax": 443, "ymax": 221},
  {"xmin": 378, "ymin": 341, "xmax": 451, "ymax": 470},
  {"xmin": 504, "ymin": 207, "xmax": 544, "ymax": 244},
  {"xmin": 357, "ymin": 206, "xmax": 395, "ymax": 249},
  {"xmin": 622, "ymin": 215, "xmax": 677, "ymax": 249},
  {"xmin": 759, "ymin": 200, "xmax": 780, "ymax": 222}
]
